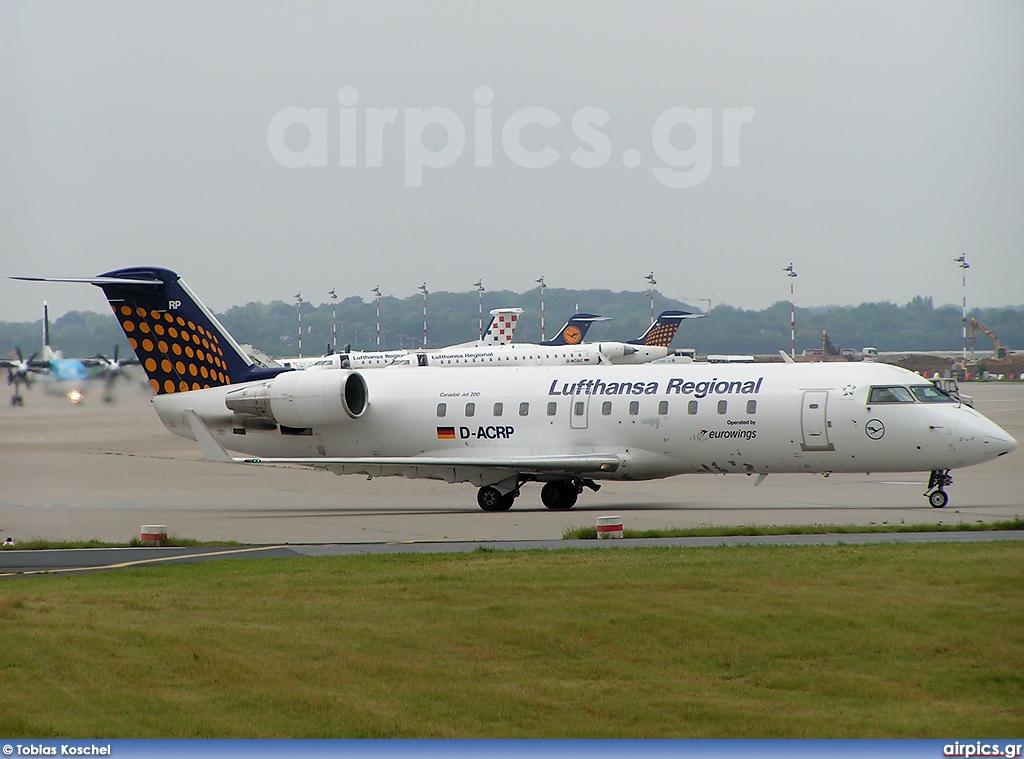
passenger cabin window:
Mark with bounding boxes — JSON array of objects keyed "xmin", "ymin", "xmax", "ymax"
[
  {"xmin": 717, "ymin": 400, "xmax": 727, "ymax": 414},
  {"xmin": 602, "ymin": 401, "xmax": 612, "ymax": 415},
  {"xmin": 465, "ymin": 402, "xmax": 475, "ymax": 417},
  {"xmin": 688, "ymin": 400, "xmax": 698, "ymax": 415},
  {"xmin": 574, "ymin": 401, "xmax": 585, "ymax": 416},
  {"xmin": 629, "ymin": 401, "xmax": 639, "ymax": 416},
  {"xmin": 547, "ymin": 401, "xmax": 557, "ymax": 416},
  {"xmin": 746, "ymin": 400, "xmax": 757, "ymax": 414},
  {"xmin": 493, "ymin": 402, "xmax": 503, "ymax": 417},
  {"xmin": 868, "ymin": 386, "xmax": 915, "ymax": 404},
  {"xmin": 519, "ymin": 402, "xmax": 530, "ymax": 416},
  {"xmin": 910, "ymin": 385, "xmax": 957, "ymax": 403},
  {"xmin": 436, "ymin": 403, "xmax": 447, "ymax": 418},
  {"xmin": 658, "ymin": 401, "xmax": 669, "ymax": 415}
]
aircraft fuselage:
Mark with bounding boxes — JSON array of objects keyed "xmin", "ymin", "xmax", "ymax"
[{"xmin": 153, "ymin": 362, "xmax": 1015, "ymax": 483}]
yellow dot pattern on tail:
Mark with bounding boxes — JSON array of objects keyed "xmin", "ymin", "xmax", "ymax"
[
  {"xmin": 115, "ymin": 305, "xmax": 230, "ymax": 394},
  {"xmin": 643, "ymin": 321, "xmax": 680, "ymax": 347}
]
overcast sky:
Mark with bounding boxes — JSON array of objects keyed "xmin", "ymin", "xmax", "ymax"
[{"xmin": 2, "ymin": 1, "xmax": 1022, "ymax": 322}]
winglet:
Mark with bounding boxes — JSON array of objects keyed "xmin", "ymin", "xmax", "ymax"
[
  {"xmin": 184, "ymin": 410, "xmax": 238, "ymax": 463},
  {"xmin": 779, "ymin": 350, "xmax": 795, "ymax": 364}
]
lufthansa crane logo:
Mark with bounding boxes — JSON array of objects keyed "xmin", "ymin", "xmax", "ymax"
[
  {"xmin": 563, "ymin": 326, "xmax": 582, "ymax": 345},
  {"xmin": 865, "ymin": 419, "xmax": 885, "ymax": 440}
]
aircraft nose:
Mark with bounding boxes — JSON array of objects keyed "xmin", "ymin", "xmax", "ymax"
[
  {"xmin": 958, "ymin": 409, "xmax": 1018, "ymax": 460},
  {"xmin": 991, "ymin": 431, "xmax": 1019, "ymax": 457}
]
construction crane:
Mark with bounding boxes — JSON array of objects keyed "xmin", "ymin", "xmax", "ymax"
[{"xmin": 970, "ymin": 317, "xmax": 1007, "ymax": 359}]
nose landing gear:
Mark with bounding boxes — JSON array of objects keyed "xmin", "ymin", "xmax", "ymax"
[{"xmin": 925, "ymin": 469, "xmax": 953, "ymax": 508}]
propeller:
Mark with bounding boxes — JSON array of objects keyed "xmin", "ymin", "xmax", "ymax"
[
  {"xmin": 4, "ymin": 348, "xmax": 41, "ymax": 395},
  {"xmin": 90, "ymin": 345, "xmax": 139, "ymax": 402},
  {"xmin": 92, "ymin": 345, "xmax": 139, "ymax": 377}
]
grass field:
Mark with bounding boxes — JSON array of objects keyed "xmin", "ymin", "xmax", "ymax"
[{"xmin": 1, "ymin": 542, "xmax": 1022, "ymax": 737}]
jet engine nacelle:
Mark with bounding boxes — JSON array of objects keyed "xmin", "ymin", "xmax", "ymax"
[
  {"xmin": 225, "ymin": 370, "xmax": 368, "ymax": 428},
  {"xmin": 594, "ymin": 343, "xmax": 637, "ymax": 360}
]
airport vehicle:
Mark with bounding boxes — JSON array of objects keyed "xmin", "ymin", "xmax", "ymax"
[
  {"xmin": 16, "ymin": 267, "xmax": 1017, "ymax": 512},
  {"xmin": 970, "ymin": 318, "xmax": 1008, "ymax": 359}
]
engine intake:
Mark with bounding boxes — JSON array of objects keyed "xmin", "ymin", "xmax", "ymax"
[{"xmin": 225, "ymin": 370, "xmax": 368, "ymax": 428}]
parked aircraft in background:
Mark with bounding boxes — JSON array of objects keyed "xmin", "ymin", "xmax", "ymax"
[
  {"xmin": 16, "ymin": 267, "xmax": 1017, "ymax": 513},
  {"xmin": 280, "ymin": 310, "xmax": 701, "ymax": 370},
  {"xmin": 280, "ymin": 311, "xmax": 610, "ymax": 370},
  {"xmin": 278, "ymin": 307, "xmax": 525, "ymax": 370},
  {"xmin": 1, "ymin": 302, "xmax": 142, "ymax": 406}
]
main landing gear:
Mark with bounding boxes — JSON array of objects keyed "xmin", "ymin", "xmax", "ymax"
[
  {"xmin": 10, "ymin": 392, "xmax": 24, "ymax": 407},
  {"xmin": 925, "ymin": 469, "xmax": 953, "ymax": 508},
  {"xmin": 476, "ymin": 478, "xmax": 601, "ymax": 512},
  {"xmin": 477, "ymin": 485, "xmax": 517, "ymax": 512}
]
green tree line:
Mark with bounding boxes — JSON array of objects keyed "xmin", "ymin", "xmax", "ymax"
[{"xmin": 2, "ymin": 292, "xmax": 1022, "ymax": 360}]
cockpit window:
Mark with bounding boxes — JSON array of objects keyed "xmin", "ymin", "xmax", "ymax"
[
  {"xmin": 910, "ymin": 385, "xmax": 957, "ymax": 403},
  {"xmin": 868, "ymin": 386, "xmax": 915, "ymax": 404}
]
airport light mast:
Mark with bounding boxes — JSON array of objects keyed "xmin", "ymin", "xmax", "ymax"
[
  {"xmin": 294, "ymin": 292, "xmax": 303, "ymax": 357},
  {"xmin": 372, "ymin": 286, "xmax": 382, "ymax": 350},
  {"xmin": 783, "ymin": 263, "xmax": 797, "ymax": 358},
  {"xmin": 955, "ymin": 254, "xmax": 970, "ymax": 366},
  {"xmin": 328, "ymin": 288, "xmax": 337, "ymax": 353},
  {"xmin": 418, "ymin": 283, "xmax": 428, "ymax": 348},
  {"xmin": 536, "ymin": 276, "xmax": 547, "ymax": 341},
  {"xmin": 645, "ymin": 272, "xmax": 657, "ymax": 325},
  {"xmin": 474, "ymin": 279, "xmax": 485, "ymax": 340}
]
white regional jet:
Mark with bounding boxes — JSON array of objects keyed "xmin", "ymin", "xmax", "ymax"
[
  {"xmin": 280, "ymin": 307, "xmax": 526, "ymax": 370},
  {"xmin": 15, "ymin": 267, "xmax": 1017, "ymax": 512},
  {"xmin": 281, "ymin": 310, "xmax": 700, "ymax": 370}
]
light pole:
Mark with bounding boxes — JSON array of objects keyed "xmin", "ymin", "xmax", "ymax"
[
  {"xmin": 372, "ymin": 286, "xmax": 382, "ymax": 350},
  {"xmin": 955, "ymin": 254, "xmax": 970, "ymax": 366},
  {"xmin": 536, "ymin": 276, "xmax": 547, "ymax": 341},
  {"xmin": 328, "ymin": 288, "xmax": 337, "ymax": 353},
  {"xmin": 783, "ymin": 264, "xmax": 797, "ymax": 358},
  {"xmin": 644, "ymin": 272, "xmax": 657, "ymax": 324},
  {"xmin": 474, "ymin": 279, "xmax": 485, "ymax": 340},
  {"xmin": 418, "ymin": 283, "xmax": 428, "ymax": 348},
  {"xmin": 294, "ymin": 292, "xmax": 303, "ymax": 357}
]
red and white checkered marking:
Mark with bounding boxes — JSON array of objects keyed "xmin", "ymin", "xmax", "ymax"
[{"xmin": 483, "ymin": 309, "xmax": 521, "ymax": 344}]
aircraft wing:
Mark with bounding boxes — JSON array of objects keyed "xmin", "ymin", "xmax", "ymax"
[{"xmin": 184, "ymin": 411, "xmax": 620, "ymax": 482}]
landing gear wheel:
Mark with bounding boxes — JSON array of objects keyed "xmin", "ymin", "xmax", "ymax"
[
  {"xmin": 925, "ymin": 469, "xmax": 953, "ymax": 509},
  {"xmin": 11, "ymin": 395, "xmax": 23, "ymax": 407},
  {"xmin": 541, "ymin": 481, "xmax": 579, "ymax": 510},
  {"xmin": 477, "ymin": 486, "xmax": 515, "ymax": 512}
]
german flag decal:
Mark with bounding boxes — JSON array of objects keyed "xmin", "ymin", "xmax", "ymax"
[{"xmin": 436, "ymin": 427, "xmax": 456, "ymax": 440}]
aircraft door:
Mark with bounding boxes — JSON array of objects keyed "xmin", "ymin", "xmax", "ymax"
[
  {"xmin": 801, "ymin": 390, "xmax": 835, "ymax": 451},
  {"xmin": 570, "ymin": 383, "xmax": 590, "ymax": 429}
]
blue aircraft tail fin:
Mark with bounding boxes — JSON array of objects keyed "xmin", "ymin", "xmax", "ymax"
[
  {"xmin": 540, "ymin": 313, "xmax": 610, "ymax": 346},
  {"xmin": 627, "ymin": 310, "xmax": 704, "ymax": 347},
  {"xmin": 89, "ymin": 267, "xmax": 289, "ymax": 394}
]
